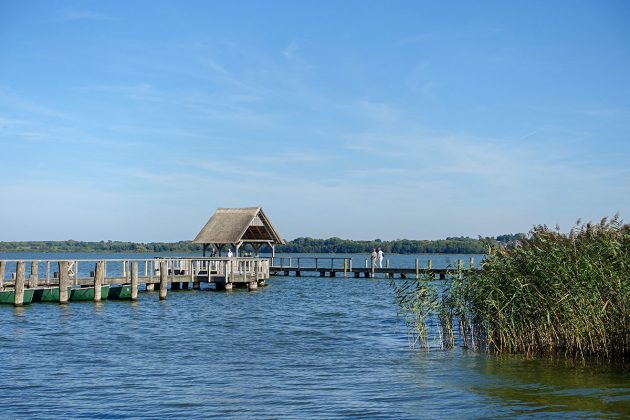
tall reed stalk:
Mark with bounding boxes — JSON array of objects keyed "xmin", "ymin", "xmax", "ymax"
[{"xmin": 393, "ymin": 215, "xmax": 630, "ymax": 360}]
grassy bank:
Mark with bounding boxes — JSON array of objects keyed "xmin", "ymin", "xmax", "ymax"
[{"xmin": 393, "ymin": 216, "xmax": 629, "ymax": 360}]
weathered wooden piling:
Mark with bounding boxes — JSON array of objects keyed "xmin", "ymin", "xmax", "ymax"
[
  {"xmin": 29, "ymin": 261, "xmax": 39, "ymax": 288},
  {"xmin": 146, "ymin": 260, "xmax": 155, "ymax": 291},
  {"xmin": 94, "ymin": 261, "xmax": 104, "ymax": 302},
  {"xmin": 415, "ymin": 259, "xmax": 419, "ymax": 279},
  {"xmin": 131, "ymin": 261, "xmax": 138, "ymax": 300},
  {"xmin": 0, "ymin": 260, "xmax": 5, "ymax": 289},
  {"xmin": 14, "ymin": 262, "xmax": 26, "ymax": 306},
  {"xmin": 159, "ymin": 261, "xmax": 167, "ymax": 300},
  {"xmin": 59, "ymin": 261, "xmax": 69, "ymax": 304}
]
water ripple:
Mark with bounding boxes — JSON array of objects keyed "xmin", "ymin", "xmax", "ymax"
[{"xmin": 0, "ymin": 275, "xmax": 627, "ymax": 418}]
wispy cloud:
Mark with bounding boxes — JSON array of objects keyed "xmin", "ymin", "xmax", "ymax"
[
  {"xmin": 204, "ymin": 58, "xmax": 265, "ymax": 94},
  {"xmin": 357, "ymin": 100, "xmax": 399, "ymax": 124},
  {"xmin": 240, "ymin": 151, "xmax": 330, "ymax": 164},
  {"xmin": 0, "ymin": 87, "xmax": 74, "ymax": 121},
  {"xmin": 283, "ymin": 40, "xmax": 301, "ymax": 59},
  {"xmin": 75, "ymin": 83, "xmax": 163, "ymax": 102},
  {"xmin": 405, "ymin": 61, "xmax": 440, "ymax": 98}
]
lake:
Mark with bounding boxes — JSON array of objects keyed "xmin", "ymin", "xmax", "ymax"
[{"xmin": 1, "ymin": 252, "xmax": 628, "ymax": 418}]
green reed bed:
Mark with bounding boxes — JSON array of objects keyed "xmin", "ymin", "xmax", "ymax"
[{"xmin": 392, "ymin": 216, "xmax": 630, "ymax": 360}]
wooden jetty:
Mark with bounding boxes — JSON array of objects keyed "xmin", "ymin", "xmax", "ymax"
[
  {"xmin": 0, "ymin": 257, "xmax": 270, "ymax": 306},
  {"xmin": 269, "ymin": 257, "xmax": 478, "ymax": 279}
]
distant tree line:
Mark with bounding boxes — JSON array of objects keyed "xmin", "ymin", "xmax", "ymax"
[
  {"xmin": 0, "ymin": 235, "xmax": 524, "ymax": 254},
  {"xmin": 275, "ymin": 236, "xmax": 503, "ymax": 254},
  {"xmin": 0, "ymin": 240, "xmax": 202, "ymax": 253}
]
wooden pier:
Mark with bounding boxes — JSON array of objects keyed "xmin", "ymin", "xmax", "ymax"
[
  {"xmin": 269, "ymin": 257, "xmax": 478, "ymax": 279},
  {"xmin": 0, "ymin": 257, "xmax": 270, "ymax": 306}
]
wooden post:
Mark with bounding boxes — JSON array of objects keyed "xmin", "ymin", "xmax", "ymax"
[
  {"xmin": 428, "ymin": 259, "xmax": 433, "ymax": 279},
  {"xmin": 131, "ymin": 261, "xmax": 138, "ymax": 301},
  {"xmin": 371, "ymin": 258, "xmax": 375, "ymax": 278},
  {"xmin": 94, "ymin": 261, "xmax": 103, "ymax": 302},
  {"xmin": 159, "ymin": 261, "xmax": 168, "ymax": 300},
  {"xmin": 29, "ymin": 260, "xmax": 39, "ymax": 288},
  {"xmin": 14, "ymin": 262, "xmax": 25, "ymax": 306},
  {"xmin": 415, "ymin": 259, "xmax": 419, "ymax": 279},
  {"xmin": 46, "ymin": 261, "xmax": 50, "ymax": 285},
  {"xmin": 59, "ymin": 261, "xmax": 69, "ymax": 304},
  {"xmin": 147, "ymin": 260, "xmax": 155, "ymax": 291},
  {"xmin": 469, "ymin": 257, "xmax": 475, "ymax": 269},
  {"xmin": 386, "ymin": 259, "xmax": 390, "ymax": 269},
  {"xmin": 0, "ymin": 260, "xmax": 5, "ymax": 289},
  {"xmin": 343, "ymin": 259, "xmax": 347, "ymax": 278}
]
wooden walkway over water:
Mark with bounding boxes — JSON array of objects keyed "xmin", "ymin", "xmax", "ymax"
[
  {"xmin": 0, "ymin": 257, "xmax": 270, "ymax": 306},
  {"xmin": 270, "ymin": 257, "xmax": 478, "ymax": 279},
  {"xmin": 0, "ymin": 256, "xmax": 478, "ymax": 307}
]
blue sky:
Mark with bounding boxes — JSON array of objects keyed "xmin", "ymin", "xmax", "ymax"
[{"xmin": 1, "ymin": 0, "xmax": 629, "ymax": 242}]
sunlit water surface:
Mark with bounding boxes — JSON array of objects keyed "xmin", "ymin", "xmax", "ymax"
[{"xmin": 1, "ymin": 253, "xmax": 628, "ymax": 418}]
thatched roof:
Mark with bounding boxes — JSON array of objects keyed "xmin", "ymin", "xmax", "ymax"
[{"xmin": 193, "ymin": 207, "xmax": 285, "ymax": 245}]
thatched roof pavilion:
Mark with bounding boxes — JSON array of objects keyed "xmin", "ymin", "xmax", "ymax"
[{"xmin": 193, "ymin": 207, "xmax": 285, "ymax": 257}]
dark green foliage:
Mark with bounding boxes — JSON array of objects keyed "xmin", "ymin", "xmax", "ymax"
[
  {"xmin": 276, "ymin": 236, "xmax": 501, "ymax": 254},
  {"xmin": 0, "ymin": 240, "xmax": 203, "ymax": 253},
  {"xmin": 393, "ymin": 216, "xmax": 630, "ymax": 360},
  {"xmin": 0, "ymin": 235, "xmax": 522, "ymax": 254}
]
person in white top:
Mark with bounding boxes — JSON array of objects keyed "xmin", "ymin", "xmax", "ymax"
[
  {"xmin": 227, "ymin": 248, "xmax": 233, "ymax": 258},
  {"xmin": 377, "ymin": 248, "xmax": 384, "ymax": 268}
]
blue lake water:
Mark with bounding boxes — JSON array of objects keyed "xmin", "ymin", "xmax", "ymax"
[{"xmin": 1, "ymin": 253, "xmax": 628, "ymax": 418}]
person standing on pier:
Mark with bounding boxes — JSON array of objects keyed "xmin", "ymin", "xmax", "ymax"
[
  {"xmin": 211, "ymin": 247, "xmax": 217, "ymax": 257},
  {"xmin": 227, "ymin": 248, "xmax": 233, "ymax": 258},
  {"xmin": 377, "ymin": 248, "xmax": 384, "ymax": 268},
  {"xmin": 371, "ymin": 248, "xmax": 377, "ymax": 269}
]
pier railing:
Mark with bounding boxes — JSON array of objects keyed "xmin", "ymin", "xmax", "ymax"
[
  {"xmin": 270, "ymin": 257, "xmax": 352, "ymax": 271},
  {"xmin": 0, "ymin": 257, "xmax": 270, "ymax": 287},
  {"xmin": 0, "ymin": 257, "xmax": 270, "ymax": 306}
]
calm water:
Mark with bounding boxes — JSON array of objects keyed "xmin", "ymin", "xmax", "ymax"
[{"xmin": 1, "ymin": 253, "xmax": 628, "ymax": 419}]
